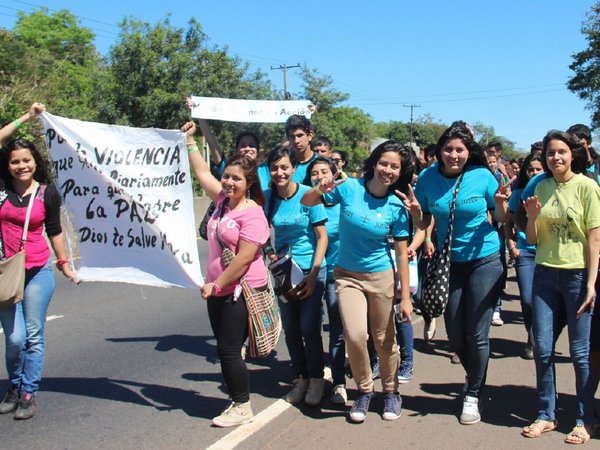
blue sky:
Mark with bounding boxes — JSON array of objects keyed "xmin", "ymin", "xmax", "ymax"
[{"xmin": 0, "ymin": 0, "xmax": 596, "ymax": 151}]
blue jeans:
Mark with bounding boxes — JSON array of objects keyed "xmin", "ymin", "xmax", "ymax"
[
  {"xmin": 279, "ymin": 267, "xmax": 326, "ymax": 379},
  {"xmin": 514, "ymin": 250, "xmax": 535, "ymax": 333},
  {"xmin": 444, "ymin": 253, "xmax": 503, "ymax": 398},
  {"xmin": 0, "ymin": 259, "xmax": 54, "ymax": 396},
  {"xmin": 324, "ymin": 277, "xmax": 345, "ymax": 385},
  {"xmin": 493, "ymin": 224, "xmax": 506, "ymax": 314},
  {"xmin": 395, "ymin": 318, "xmax": 414, "ymax": 367},
  {"xmin": 532, "ymin": 265, "xmax": 594, "ymax": 425}
]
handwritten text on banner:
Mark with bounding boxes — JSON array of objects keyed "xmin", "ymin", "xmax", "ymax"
[{"xmin": 41, "ymin": 112, "xmax": 203, "ymax": 288}]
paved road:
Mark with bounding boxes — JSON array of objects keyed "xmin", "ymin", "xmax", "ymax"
[
  {"xmin": 236, "ymin": 269, "xmax": 600, "ymax": 450},
  {"xmin": 0, "ymin": 241, "xmax": 291, "ymax": 449},
  {"xmin": 0, "ymin": 248, "xmax": 597, "ymax": 449}
]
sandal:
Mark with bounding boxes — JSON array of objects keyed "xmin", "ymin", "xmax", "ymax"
[
  {"xmin": 522, "ymin": 419, "xmax": 558, "ymax": 438},
  {"xmin": 564, "ymin": 424, "xmax": 595, "ymax": 445}
]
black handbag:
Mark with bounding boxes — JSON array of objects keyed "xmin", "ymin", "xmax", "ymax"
[
  {"xmin": 421, "ymin": 172, "xmax": 464, "ymax": 319},
  {"xmin": 198, "ymin": 201, "xmax": 216, "ymax": 240}
]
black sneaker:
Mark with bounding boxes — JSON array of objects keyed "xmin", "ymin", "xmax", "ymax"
[
  {"xmin": 0, "ymin": 387, "xmax": 19, "ymax": 414},
  {"xmin": 14, "ymin": 392, "xmax": 36, "ymax": 420},
  {"xmin": 349, "ymin": 392, "xmax": 373, "ymax": 423},
  {"xmin": 382, "ymin": 392, "xmax": 402, "ymax": 420}
]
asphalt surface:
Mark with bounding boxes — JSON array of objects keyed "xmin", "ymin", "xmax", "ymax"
[{"xmin": 0, "ymin": 244, "xmax": 598, "ymax": 449}]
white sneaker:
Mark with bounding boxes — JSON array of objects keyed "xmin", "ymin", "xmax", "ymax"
[
  {"xmin": 212, "ymin": 401, "xmax": 253, "ymax": 427},
  {"xmin": 286, "ymin": 376, "xmax": 309, "ymax": 404},
  {"xmin": 424, "ymin": 318, "xmax": 436, "ymax": 341},
  {"xmin": 331, "ymin": 384, "xmax": 348, "ymax": 405},
  {"xmin": 305, "ymin": 378, "xmax": 325, "ymax": 406},
  {"xmin": 459, "ymin": 396, "xmax": 480, "ymax": 425},
  {"xmin": 491, "ymin": 311, "xmax": 504, "ymax": 326}
]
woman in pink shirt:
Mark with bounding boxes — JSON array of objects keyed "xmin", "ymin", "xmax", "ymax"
[
  {"xmin": 0, "ymin": 134, "xmax": 77, "ymax": 420},
  {"xmin": 183, "ymin": 121, "xmax": 270, "ymax": 428}
]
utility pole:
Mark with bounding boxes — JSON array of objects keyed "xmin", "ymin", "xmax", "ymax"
[
  {"xmin": 403, "ymin": 104, "xmax": 421, "ymax": 144},
  {"xmin": 271, "ymin": 64, "xmax": 301, "ymax": 99}
]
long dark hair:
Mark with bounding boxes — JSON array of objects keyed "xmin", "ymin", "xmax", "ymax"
[
  {"xmin": 224, "ymin": 154, "xmax": 265, "ymax": 207},
  {"xmin": 435, "ymin": 122, "xmax": 488, "ymax": 173},
  {"xmin": 515, "ymin": 152, "xmax": 543, "ymax": 190},
  {"xmin": 541, "ymin": 130, "xmax": 588, "ymax": 176},
  {"xmin": 362, "ymin": 140, "xmax": 413, "ymax": 195},
  {"xmin": 0, "ymin": 139, "xmax": 52, "ymax": 186}
]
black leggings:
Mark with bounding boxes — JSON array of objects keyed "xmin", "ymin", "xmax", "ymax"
[{"xmin": 207, "ymin": 292, "xmax": 249, "ymax": 403}]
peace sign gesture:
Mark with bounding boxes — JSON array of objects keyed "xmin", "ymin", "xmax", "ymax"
[
  {"xmin": 494, "ymin": 175, "xmax": 516, "ymax": 203},
  {"xmin": 395, "ymin": 185, "xmax": 425, "ymax": 226}
]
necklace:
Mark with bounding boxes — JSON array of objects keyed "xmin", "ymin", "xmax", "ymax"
[
  {"xmin": 15, "ymin": 187, "xmax": 33, "ymax": 203},
  {"xmin": 554, "ymin": 172, "xmax": 576, "ymax": 190}
]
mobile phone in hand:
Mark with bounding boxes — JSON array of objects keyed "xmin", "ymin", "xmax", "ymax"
[{"xmin": 393, "ymin": 303, "xmax": 410, "ymax": 323}]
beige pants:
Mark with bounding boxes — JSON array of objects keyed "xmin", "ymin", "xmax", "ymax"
[{"xmin": 335, "ymin": 267, "xmax": 398, "ymax": 394}]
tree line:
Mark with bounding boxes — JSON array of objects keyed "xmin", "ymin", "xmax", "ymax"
[{"xmin": 8, "ymin": 6, "xmax": 599, "ymax": 171}]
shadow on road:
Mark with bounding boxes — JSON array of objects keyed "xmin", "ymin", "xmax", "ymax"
[{"xmin": 38, "ymin": 376, "xmax": 230, "ymax": 419}]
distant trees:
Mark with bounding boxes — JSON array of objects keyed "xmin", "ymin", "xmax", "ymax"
[{"xmin": 0, "ymin": 8, "xmax": 520, "ymax": 169}]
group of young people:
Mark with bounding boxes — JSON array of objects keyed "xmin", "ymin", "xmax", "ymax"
[
  {"xmin": 0, "ymin": 104, "xmax": 598, "ymax": 446},
  {"xmin": 185, "ymin": 111, "xmax": 600, "ymax": 446}
]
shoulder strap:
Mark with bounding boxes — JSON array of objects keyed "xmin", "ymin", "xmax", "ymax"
[
  {"xmin": 446, "ymin": 172, "xmax": 464, "ymax": 241},
  {"xmin": 20, "ymin": 182, "xmax": 39, "ymax": 252},
  {"xmin": 215, "ymin": 197, "xmax": 229, "ymax": 250}
]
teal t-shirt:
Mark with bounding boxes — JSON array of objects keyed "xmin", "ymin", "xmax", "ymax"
[
  {"xmin": 508, "ymin": 188, "xmax": 536, "ymax": 253},
  {"xmin": 588, "ymin": 160, "xmax": 600, "ymax": 185},
  {"xmin": 521, "ymin": 172, "xmax": 549, "ymax": 200},
  {"xmin": 264, "ymin": 183, "xmax": 327, "ymax": 270},
  {"xmin": 257, "ymin": 162, "xmax": 271, "ymax": 191},
  {"xmin": 414, "ymin": 165, "xmax": 500, "ymax": 262},
  {"xmin": 324, "ymin": 203, "xmax": 340, "ymax": 278},
  {"xmin": 292, "ymin": 153, "xmax": 318, "ymax": 185},
  {"xmin": 216, "ymin": 159, "xmax": 227, "ymax": 178},
  {"xmin": 322, "ymin": 178, "xmax": 409, "ymax": 273}
]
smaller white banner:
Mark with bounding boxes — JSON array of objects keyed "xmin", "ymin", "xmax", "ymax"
[{"xmin": 189, "ymin": 96, "xmax": 313, "ymax": 123}]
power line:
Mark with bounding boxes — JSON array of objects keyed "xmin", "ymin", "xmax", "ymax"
[
  {"xmin": 403, "ymin": 104, "xmax": 421, "ymax": 143},
  {"xmin": 270, "ymin": 64, "xmax": 301, "ymax": 99}
]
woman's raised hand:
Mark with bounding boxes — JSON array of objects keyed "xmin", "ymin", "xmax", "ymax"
[
  {"xmin": 494, "ymin": 176, "xmax": 516, "ymax": 203},
  {"xmin": 395, "ymin": 185, "xmax": 423, "ymax": 222},
  {"xmin": 181, "ymin": 121, "xmax": 197, "ymax": 142},
  {"xmin": 523, "ymin": 196, "xmax": 541, "ymax": 219},
  {"xmin": 28, "ymin": 102, "xmax": 45, "ymax": 118}
]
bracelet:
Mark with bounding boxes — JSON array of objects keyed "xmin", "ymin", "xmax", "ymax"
[
  {"xmin": 187, "ymin": 145, "xmax": 199, "ymax": 153},
  {"xmin": 424, "ymin": 237, "xmax": 431, "ymax": 243},
  {"xmin": 13, "ymin": 119, "xmax": 21, "ymax": 129},
  {"xmin": 313, "ymin": 185, "xmax": 324, "ymax": 196},
  {"xmin": 57, "ymin": 258, "xmax": 69, "ymax": 267},
  {"xmin": 212, "ymin": 280, "xmax": 223, "ymax": 295}
]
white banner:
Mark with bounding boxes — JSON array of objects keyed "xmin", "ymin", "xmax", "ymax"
[
  {"xmin": 41, "ymin": 113, "xmax": 203, "ymax": 288},
  {"xmin": 189, "ymin": 96, "xmax": 313, "ymax": 123}
]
